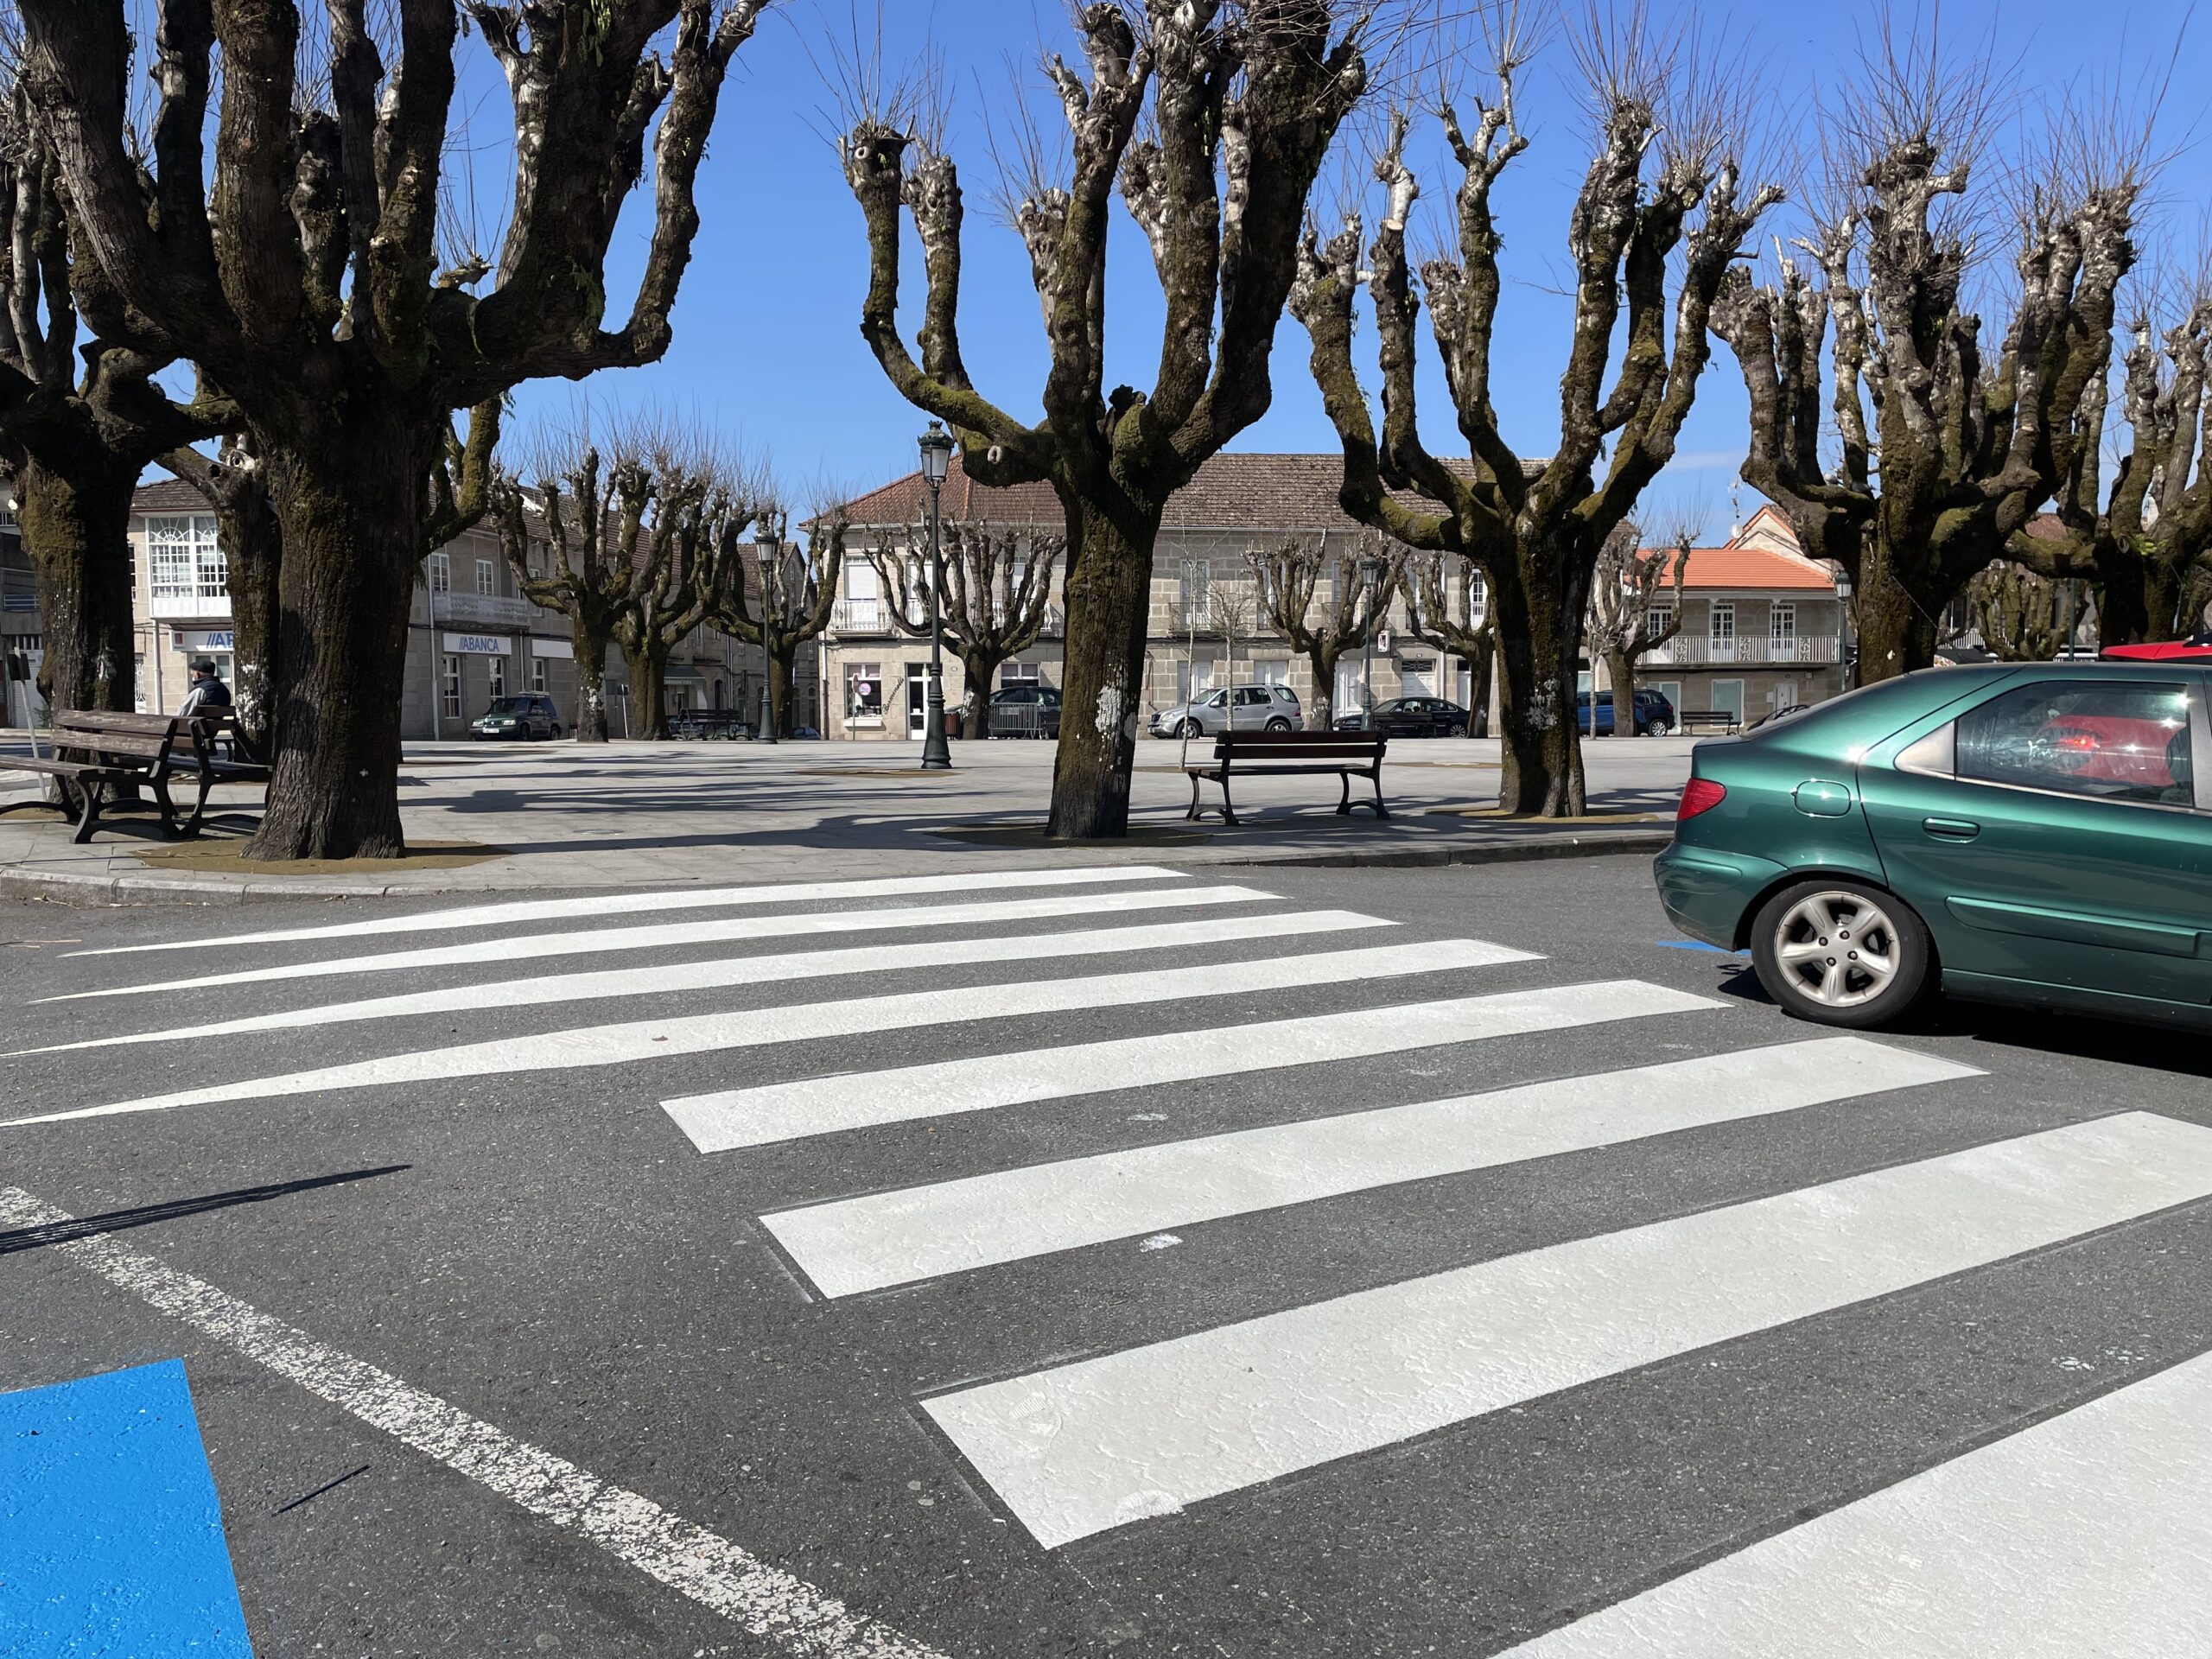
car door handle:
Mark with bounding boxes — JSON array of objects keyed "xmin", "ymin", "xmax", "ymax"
[{"xmin": 1923, "ymin": 817, "xmax": 1981, "ymax": 842}]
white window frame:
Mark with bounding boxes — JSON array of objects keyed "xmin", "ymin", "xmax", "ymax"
[
  {"xmin": 441, "ymin": 654, "xmax": 462, "ymax": 718},
  {"xmin": 845, "ymin": 661, "xmax": 884, "ymax": 721},
  {"xmin": 1770, "ymin": 602, "xmax": 1796, "ymax": 651},
  {"xmin": 487, "ymin": 655, "xmax": 505, "ymax": 702},
  {"xmin": 531, "ymin": 656, "xmax": 549, "ymax": 694},
  {"xmin": 1709, "ymin": 601, "xmax": 1736, "ymax": 646},
  {"xmin": 430, "ymin": 551, "xmax": 451, "ymax": 595},
  {"xmin": 147, "ymin": 514, "xmax": 224, "ymax": 604},
  {"xmin": 475, "ymin": 558, "xmax": 496, "ymax": 597}
]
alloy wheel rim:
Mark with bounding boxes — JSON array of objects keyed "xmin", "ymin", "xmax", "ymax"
[{"xmin": 1774, "ymin": 891, "xmax": 1902, "ymax": 1008}]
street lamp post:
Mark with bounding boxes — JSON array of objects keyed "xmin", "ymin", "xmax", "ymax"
[
  {"xmin": 1358, "ymin": 552, "xmax": 1383, "ymax": 729},
  {"xmin": 918, "ymin": 422, "xmax": 954, "ymax": 770},
  {"xmin": 755, "ymin": 522, "xmax": 780, "ymax": 743},
  {"xmin": 1835, "ymin": 572, "xmax": 1855, "ymax": 693}
]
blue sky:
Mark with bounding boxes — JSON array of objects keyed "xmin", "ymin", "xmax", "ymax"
[{"xmin": 502, "ymin": 0, "xmax": 2206, "ymax": 531}]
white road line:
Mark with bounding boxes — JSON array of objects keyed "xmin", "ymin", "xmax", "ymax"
[
  {"xmin": 43, "ymin": 885, "xmax": 1279, "ymax": 1001},
  {"xmin": 1497, "ymin": 1346, "xmax": 2212, "ymax": 1656},
  {"xmin": 765, "ymin": 1039, "xmax": 1983, "ymax": 1297},
  {"xmin": 9, "ymin": 912, "xmax": 1390, "ymax": 1056},
  {"xmin": 4, "ymin": 940, "xmax": 1537, "ymax": 1128},
  {"xmin": 0, "ymin": 1186, "xmax": 947, "ymax": 1659},
  {"xmin": 669, "ymin": 980, "xmax": 1719, "ymax": 1155},
  {"xmin": 67, "ymin": 864, "xmax": 1189, "ymax": 957},
  {"xmin": 925, "ymin": 1111, "xmax": 2212, "ymax": 1549}
]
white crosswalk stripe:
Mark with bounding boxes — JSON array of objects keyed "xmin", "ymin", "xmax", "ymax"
[
  {"xmin": 1496, "ymin": 1345, "xmax": 2212, "ymax": 1657},
  {"xmin": 923, "ymin": 1112, "xmax": 2212, "ymax": 1548},
  {"xmin": 16, "ymin": 864, "xmax": 2209, "ymax": 1652},
  {"xmin": 65, "ymin": 863, "xmax": 1192, "ymax": 956},
  {"xmin": 5, "ymin": 938, "xmax": 1537, "ymax": 1126},
  {"xmin": 761, "ymin": 1038, "xmax": 1982, "ymax": 1297},
  {"xmin": 665, "ymin": 980, "xmax": 1716, "ymax": 1153},
  {"xmin": 42, "ymin": 882, "xmax": 1283, "ymax": 1000}
]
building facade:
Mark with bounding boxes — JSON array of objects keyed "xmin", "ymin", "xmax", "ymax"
[
  {"xmin": 126, "ymin": 479, "xmax": 819, "ymax": 739},
  {"xmin": 0, "ymin": 499, "xmax": 40, "ymax": 728},
  {"xmin": 817, "ymin": 454, "xmax": 1491, "ymax": 741},
  {"xmin": 1611, "ymin": 506, "xmax": 1847, "ymax": 726}
]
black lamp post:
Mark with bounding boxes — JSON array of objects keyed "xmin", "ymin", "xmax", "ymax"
[
  {"xmin": 918, "ymin": 422, "xmax": 954, "ymax": 769},
  {"xmin": 1359, "ymin": 551, "xmax": 1384, "ymax": 729}
]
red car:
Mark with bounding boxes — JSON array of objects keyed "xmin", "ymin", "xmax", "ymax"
[{"xmin": 2101, "ymin": 634, "xmax": 2212, "ymax": 664}]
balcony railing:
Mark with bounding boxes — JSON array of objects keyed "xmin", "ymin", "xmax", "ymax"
[
  {"xmin": 1648, "ymin": 634, "xmax": 1840, "ymax": 666},
  {"xmin": 437, "ymin": 591, "xmax": 537, "ymax": 629}
]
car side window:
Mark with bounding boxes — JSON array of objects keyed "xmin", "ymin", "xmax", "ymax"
[
  {"xmin": 1038, "ymin": 688, "xmax": 1060, "ymax": 707},
  {"xmin": 1235, "ymin": 687, "xmax": 1268, "ymax": 706},
  {"xmin": 1955, "ymin": 680, "xmax": 2195, "ymax": 807}
]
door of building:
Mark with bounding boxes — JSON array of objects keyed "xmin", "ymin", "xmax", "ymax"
[{"xmin": 906, "ymin": 664, "xmax": 928, "ymax": 738}]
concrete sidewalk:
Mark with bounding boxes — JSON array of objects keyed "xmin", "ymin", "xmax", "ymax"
[{"xmin": 0, "ymin": 734, "xmax": 1694, "ymax": 903}]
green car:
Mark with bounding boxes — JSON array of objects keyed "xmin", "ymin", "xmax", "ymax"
[{"xmin": 1654, "ymin": 662, "xmax": 2212, "ymax": 1031}]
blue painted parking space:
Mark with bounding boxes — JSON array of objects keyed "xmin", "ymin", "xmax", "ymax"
[{"xmin": 0, "ymin": 1359, "xmax": 252, "ymax": 1657}]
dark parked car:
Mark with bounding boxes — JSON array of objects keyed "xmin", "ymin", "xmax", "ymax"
[
  {"xmin": 988, "ymin": 683, "xmax": 1061, "ymax": 739},
  {"xmin": 1333, "ymin": 696, "xmax": 1471, "ymax": 738},
  {"xmin": 1655, "ymin": 662, "xmax": 2211, "ymax": 1031},
  {"xmin": 1577, "ymin": 688, "xmax": 1677, "ymax": 736},
  {"xmin": 469, "ymin": 694, "xmax": 563, "ymax": 741}
]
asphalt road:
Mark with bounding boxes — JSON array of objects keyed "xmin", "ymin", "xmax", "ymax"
[{"xmin": 4, "ymin": 857, "xmax": 2211, "ymax": 1657}]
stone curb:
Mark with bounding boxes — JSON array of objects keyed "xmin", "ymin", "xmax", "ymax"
[{"xmin": 0, "ymin": 829, "xmax": 1671, "ymax": 908}]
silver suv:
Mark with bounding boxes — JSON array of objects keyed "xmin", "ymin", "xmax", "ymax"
[{"xmin": 1149, "ymin": 683, "xmax": 1305, "ymax": 738}]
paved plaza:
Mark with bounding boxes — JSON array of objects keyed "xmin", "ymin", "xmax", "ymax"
[{"xmin": 0, "ymin": 734, "xmax": 1695, "ymax": 899}]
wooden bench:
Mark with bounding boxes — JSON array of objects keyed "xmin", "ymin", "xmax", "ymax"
[
  {"xmin": 166, "ymin": 712, "xmax": 273, "ymax": 834},
  {"xmin": 4, "ymin": 710, "xmax": 197, "ymax": 842},
  {"xmin": 1185, "ymin": 729, "xmax": 1389, "ymax": 827},
  {"xmin": 1676, "ymin": 709, "xmax": 1739, "ymax": 735}
]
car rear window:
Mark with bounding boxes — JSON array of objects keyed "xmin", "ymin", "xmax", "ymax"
[{"xmin": 1957, "ymin": 680, "xmax": 2194, "ymax": 805}]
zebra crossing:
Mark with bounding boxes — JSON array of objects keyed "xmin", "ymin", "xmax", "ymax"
[{"xmin": 10, "ymin": 860, "xmax": 2211, "ymax": 1654}]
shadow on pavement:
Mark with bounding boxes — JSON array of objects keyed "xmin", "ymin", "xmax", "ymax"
[{"xmin": 0, "ymin": 1165, "xmax": 410, "ymax": 1255}]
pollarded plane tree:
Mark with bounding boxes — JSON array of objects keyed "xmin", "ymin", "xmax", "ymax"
[
  {"xmin": 1292, "ymin": 23, "xmax": 1783, "ymax": 814},
  {"xmin": 0, "ymin": 81, "xmax": 232, "ymax": 719},
  {"xmin": 868, "ymin": 522, "xmax": 1063, "ymax": 738},
  {"xmin": 1708, "ymin": 39, "xmax": 2139, "ymax": 681},
  {"xmin": 1245, "ymin": 532, "xmax": 1401, "ymax": 728},
  {"xmin": 2005, "ymin": 296, "xmax": 2212, "ymax": 644},
  {"xmin": 1402, "ymin": 549, "xmax": 1495, "ymax": 738},
  {"xmin": 1967, "ymin": 560, "xmax": 2073, "ymax": 661},
  {"xmin": 493, "ymin": 446, "xmax": 658, "ymax": 743},
  {"xmin": 1586, "ymin": 519, "xmax": 1688, "ymax": 737},
  {"xmin": 708, "ymin": 505, "xmax": 843, "ymax": 741},
  {"xmin": 16, "ymin": 0, "xmax": 769, "ymax": 857},
  {"xmin": 844, "ymin": 0, "xmax": 1373, "ymax": 837}
]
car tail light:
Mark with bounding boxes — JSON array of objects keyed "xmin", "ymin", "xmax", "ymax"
[{"xmin": 1677, "ymin": 778, "xmax": 1726, "ymax": 820}]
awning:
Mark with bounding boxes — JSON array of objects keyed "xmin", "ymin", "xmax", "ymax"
[{"xmin": 663, "ymin": 664, "xmax": 708, "ymax": 686}]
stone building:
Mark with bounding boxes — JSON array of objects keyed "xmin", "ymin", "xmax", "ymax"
[
  {"xmin": 0, "ymin": 498, "xmax": 39, "ymax": 728},
  {"xmin": 125, "ymin": 478, "xmax": 818, "ymax": 739},
  {"xmin": 817, "ymin": 454, "xmax": 1484, "ymax": 741}
]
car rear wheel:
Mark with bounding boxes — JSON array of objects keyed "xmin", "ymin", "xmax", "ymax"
[
  {"xmin": 1751, "ymin": 880, "xmax": 1932, "ymax": 1030},
  {"xmin": 1264, "ymin": 716, "xmax": 1293, "ymax": 733},
  {"xmin": 1643, "ymin": 717, "xmax": 1672, "ymax": 737}
]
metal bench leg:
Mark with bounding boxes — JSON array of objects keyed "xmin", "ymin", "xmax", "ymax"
[
  {"xmin": 1369, "ymin": 766, "xmax": 1390, "ymax": 819},
  {"xmin": 1186, "ymin": 772, "xmax": 1203, "ymax": 822},
  {"xmin": 1217, "ymin": 774, "xmax": 1238, "ymax": 826},
  {"xmin": 182, "ymin": 770, "xmax": 217, "ymax": 838},
  {"xmin": 151, "ymin": 772, "xmax": 181, "ymax": 838},
  {"xmin": 1335, "ymin": 771, "xmax": 1352, "ymax": 815},
  {"xmin": 70, "ymin": 779, "xmax": 105, "ymax": 844}
]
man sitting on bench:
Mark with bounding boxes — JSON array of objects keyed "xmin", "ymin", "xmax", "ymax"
[{"xmin": 176, "ymin": 657, "xmax": 233, "ymax": 720}]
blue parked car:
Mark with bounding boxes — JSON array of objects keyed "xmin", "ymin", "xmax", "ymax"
[{"xmin": 1576, "ymin": 688, "xmax": 1676, "ymax": 736}]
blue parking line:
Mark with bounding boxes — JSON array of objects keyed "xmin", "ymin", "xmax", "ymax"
[
  {"xmin": 1656, "ymin": 939, "xmax": 1732, "ymax": 954},
  {"xmin": 0, "ymin": 1359, "xmax": 253, "ymax": 1657}
]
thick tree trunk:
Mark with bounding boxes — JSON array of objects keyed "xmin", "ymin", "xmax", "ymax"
[
  {"xmin": 251, "ymin": 436, "xmax": 429, "ymax": 861},
  {"xmin": 626, "ymin": 643, "xmax": 671, "ymax": 740},
  {"xmin": 1490, "ymin": 545, "xmax": 1588, "ymax": 816},
  {"xmin": 766, "ymin": 646, "xmax": 796, "ymax": 738},
  {"xmin": 570, "ymin": 618, "xmax": 614, "ymax": 741},
  {"xmin": 1304, "ymin": 644, "xmax": 1342, "ymax": 729},
  {"xmin": 1605, "ymin": 648, "xmax": 1637, "ymax": 739},
  {"xmin": 1852, "ymin": 539, "xmax": 1941, "ymax": 684},
  {"xmin": 1462, "ymin": 638, "xmax": 1495, "ymax": 738},
  {"xmin": 958, "ymin": 647, "xmax": 1004, "ymax": 739},
  {"xmin": 1049, "ymin": 502, "xmax": 1160, "ymax": 839},
  {"xmin": 15, "ymin": 454, "xmax": 137, "ymax": 718},
  {"xmin": 220, "ymin": 495, "xmax": 283, "ymax": 761}
]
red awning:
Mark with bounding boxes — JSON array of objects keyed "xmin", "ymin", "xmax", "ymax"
[{"xmin": 2101, "ymin": 637, "xmax": 2212, "ymax": 662}]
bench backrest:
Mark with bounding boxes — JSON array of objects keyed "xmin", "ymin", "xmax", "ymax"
[
  {"xmin": 1212, "ymin": 729, "xmax": 1386, "ymax": 761},
  {"xmin": 49, "ymin": 709, "xmax": 233, "ymax": 766}
]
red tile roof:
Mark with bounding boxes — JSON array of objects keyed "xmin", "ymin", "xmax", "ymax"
[
  {"xmin": 132, "ymin": 478, "xmax": 208, "ymax": 514},
  {"xmin": 1642, "ymin": 543, "xmax": 1837, "ymax": 592},
  {"xmin": 827, "ymin": 451, "xmax": 1541, "ymax": 532}
]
